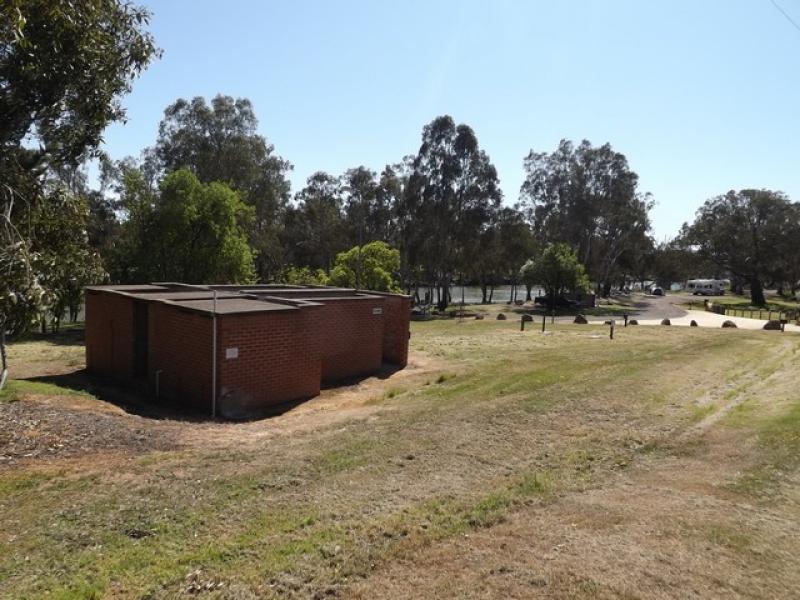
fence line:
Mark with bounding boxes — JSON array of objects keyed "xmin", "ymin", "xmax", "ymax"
[{"xmin": 702, "ymin": 302, "xmax": 799, "ymax": 323}]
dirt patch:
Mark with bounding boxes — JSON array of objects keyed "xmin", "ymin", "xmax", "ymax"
[
  {"xmin": 0, "ymin": 353, "xmax": 447, "ymax": 470},
  {"xmin": 175, "ymin": 353, "xmax": 448, "ymax": 449},
  {"xmin": 0, "ymin": 396, "xmax": 180, "ymax": 468}
]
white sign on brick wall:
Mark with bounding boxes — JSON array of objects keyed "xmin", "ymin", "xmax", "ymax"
[
  {"xmin": 225, "ymin": 347, "xmax": 239, "ymax": 359},
  {"xmin": 372, "ymin": 307, "xmax": 383, "ymax": 315}
]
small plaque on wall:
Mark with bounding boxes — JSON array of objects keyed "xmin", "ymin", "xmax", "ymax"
[
  {"xmin": 372, "ymin": 307, "xmax": 383, "ymax": 315},
  {"xmin": 225, "ymin": 347, "xmax": 239, "ymax": 359}
]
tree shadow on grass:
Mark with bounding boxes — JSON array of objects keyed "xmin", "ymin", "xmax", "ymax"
[{"xmin": 14, "ymin": 326, "xmax": 85, "ymax": 347}]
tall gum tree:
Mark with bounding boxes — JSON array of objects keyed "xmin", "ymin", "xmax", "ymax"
[
  {"xmin": 520, "ymin": 140, "xmax": 652, "ymax": 296},
  {"xmin": 407, "ymin": 116, "xmax": 501, "ymax": 310},
  {"xmin": 151, "ymin": 95, "xmax": 292, "ymax": 281},
  {"xmin": 686, "ymin": 189, "xmax": 796, "ymax": 306}
]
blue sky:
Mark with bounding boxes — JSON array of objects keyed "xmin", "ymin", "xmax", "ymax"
[{"xmin": 100, "ymin": 0, "xmax": 800, "ymax": 239}]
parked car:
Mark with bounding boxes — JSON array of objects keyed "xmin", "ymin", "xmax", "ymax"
[
  {"xmin": 650, "ymin": 286, "xmax": 664, "ymax": 296},
  {"xmin": 534, "ymin": 295, "xmax": 578, "ymax": 309}
]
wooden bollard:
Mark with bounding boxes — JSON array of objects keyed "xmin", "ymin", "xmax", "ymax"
[
  {"xmin": 541, "ymin": 314, "xmax": 546, "ymax": 333},
  {"xmin": 609, "ymin": 319, "xmax": 615, "ymax": 340}
]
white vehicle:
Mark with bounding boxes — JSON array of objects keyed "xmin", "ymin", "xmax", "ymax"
[{"xmin": 686, "ymin": 279, "xmax": 726, "ymax": 296}]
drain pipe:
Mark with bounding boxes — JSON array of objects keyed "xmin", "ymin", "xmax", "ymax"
[
  {"xmin": 211, "ymin": 290, "xmax": 218, "ymax": 419},
  {"xmin": 155, "ymin": 370, "xmax": 162, "ymax": 400}
]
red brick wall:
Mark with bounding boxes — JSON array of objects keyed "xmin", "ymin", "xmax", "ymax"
[
  {"xmin": 85, "ymin": 288, "xmax": 411, "ymax": 418},
  {"xmin": 84, "ymin": 291, "xmax": 135, "ymax": 379},
  {"xmin": 380, "ymin": 295, "xmax": 411, "ymax": 366},
  {"xmin": 216, "ymin": 307, "xmax": 322, "ymax": 416},
  {"xmin": 314, "ymin": 298, "xmax": 386, "ymax": 382},
  {"xmin": 147, "ymin": 303, "xmax": 212, "ymax": 412}
]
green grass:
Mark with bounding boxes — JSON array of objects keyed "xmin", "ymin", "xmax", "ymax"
[
  {"xmin": 725, "ymin": 369, "xmax": 800, "ymax": 497},
  {"xmin": 0, "ymin": 379, "xmax": 93, "ymax": 403},
  {"xmin": 0, "ymin": 319, "xmax": 793, "ymax": 598},
  {"xmin": 683, "ymin": 295, "xmax": 800, "ymax": 314},
  {"xmin": 702, "ymin": 524, "xmax": 753, "ymax": 552}
]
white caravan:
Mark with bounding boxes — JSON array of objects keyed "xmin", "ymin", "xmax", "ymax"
[{"xmin": 686, "ymin": 279, "xmax": 726, "ymax": 296}]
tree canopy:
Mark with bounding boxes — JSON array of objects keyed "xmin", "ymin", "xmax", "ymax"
[
  {"xmin": 147, "ymin": 95, "xmax": 292, "ymax": 280},
  {"xmin": 684, "ymin": 189, "xmax": 796, "ymax": 305},
  {"xmin": 520, "ymin": 243, "xmax": 589, "ymax": 307},
  {"xmin": 1, "ymin": 0, "xmax": 159, "ymax": 168},
  {"xmin": 1, "ymin": 0, "xmax": 159, "ymax": 362},
  {"xmin": 520, "ymin": 140, "xmax": 652, "ymax": 296},
  {"xmin": 328, "ymin": 241, "xmax": 401, "ymax": 292},
  {"xmin": 113, "ymin": 169, "xmax": 256, "ymax": 284}
]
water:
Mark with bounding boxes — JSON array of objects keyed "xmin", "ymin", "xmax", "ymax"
[{"xmin": 418, "ymin": 285, "xmax": 545, "ymax": 305}]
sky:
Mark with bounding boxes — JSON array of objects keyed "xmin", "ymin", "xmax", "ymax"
[{"xmin": 99, "ymin": 0, "xmax": 800, "ymax": 240}]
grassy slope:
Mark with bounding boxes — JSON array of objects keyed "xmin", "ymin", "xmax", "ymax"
[{"xmin": 0, "ymin": 321, "xmax": 798, "ymax": 598}]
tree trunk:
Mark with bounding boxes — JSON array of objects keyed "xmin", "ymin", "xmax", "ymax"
[
  {"xmin": 489, "ymin": 285, "xmax": 494, "ymax": 303},
  {"xmin": 750, "ymin": 276, "xmax": 766, "ymax": 306},
  {"xmin": 437, "ymin": 280, "xmax": 449, "ymax": 311},
  {"xmin": 525, "ymin": 284, "xmax": 532, "ymax": 302},
  {"xmin": 0, "ymin": 325, "xmax": 8, "ymax": 392},
  {"xmin": 602, "ymin": 282, "xmax": 612, "ymax": 298},
  {"xmin": 481, "ymin": 283, "xmax": 488, "ymax": 304}
]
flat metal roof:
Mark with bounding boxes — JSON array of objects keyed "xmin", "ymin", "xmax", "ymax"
[
  {"xmin": 169, "ymin": 298, "xmax": 297, "ymax": 314},
  {"xmin": 87, "ymin": 284, "xmax": 167, "ymax": 292},
  {"xmin": 125, "ymin": 291, "xmax": 243, "ymax": 301},
  {"xmin": 87, "ymin": 282, "xmax": 407, "ymax": 315}
]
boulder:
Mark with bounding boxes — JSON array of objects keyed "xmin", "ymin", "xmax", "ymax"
[
  {"xmin": 573, "ymin": 314, "xmax": 588, "ymax": 324},
  {"xmin": 603, "ymin": 320, "xmax": 613, "ymax": 325},
  {"xmin": 690, "ymin": 320, "xmax": 698, "ymax": 327},
  {"xmin": 763, "ymin": 320, "xmax": 782, "ymax": 331},
  {"xmin": 514, "ymin": 299, "xmax": 524, "ymax": 306},
  {"xmin": 722, "ymin": 320, "xmax": 737, "ymax": 328},
  {"xmin": 474, "ymin": 314, "xmax": 484, "ymax": 320},
  {"xmin": 660, "ymin": 319, "xmax": 671, "ymax": 326},
  {"xmin": 521, "ymin": 314, "xmax": 534, "ymax": 322},
  {"xmin": 496, "ymin": 313, "xmax": 507, "ymax": 320},
  {"xmin": 628, "ymin": 319, "xmax": 638, "ymax": 325}
]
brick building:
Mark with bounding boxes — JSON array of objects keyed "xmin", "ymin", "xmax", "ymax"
[{"xmin": 84, "ymin": 283, "xmax": 411, "ymax": 418}]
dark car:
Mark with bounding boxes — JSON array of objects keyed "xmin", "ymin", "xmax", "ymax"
[{"xmin": 534, "ymin": 296, "xmax": 578, "ymax": 309}]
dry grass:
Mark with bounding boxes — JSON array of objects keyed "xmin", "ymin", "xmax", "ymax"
[{"xmin": 1, "ymin": 321, "xmax": 799, "ymax": 598}]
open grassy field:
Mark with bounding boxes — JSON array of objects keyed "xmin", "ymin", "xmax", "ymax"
[{"xmin": 2, "ymin": 319, "xmax": 800, "ymax": 598}]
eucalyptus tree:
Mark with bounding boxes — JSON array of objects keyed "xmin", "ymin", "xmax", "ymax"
[
  {"xmin": 686, "ymin": 189, "xmax": 796, "ymax": 306},
  {"xmin": 520, "ymin": 243, "xmax": 590, "ymax": 308},
  {"xmin": 520, "ymin": 140, "xmax": 652, "ymax": 296},
  {"xmin": 341, "ymin": 166, "xmax": 393, "ymax": 247},
  {"xmin": 285, "ymin": 172, "xmax": 347, "ymax": 272},
  {"xmin": 113, "ymin": 169, "xmax": 255, "ymax": 284},
  {"xmin": 1, "ymin": 0, "xmax": 159, "ymax": 386},
  {"xmin": 406, "ymin": 116, "xmax": 501, "ymax": 309},
  {"xmin": 151, "ymin": 95, "xmax": 292, "ymax": 280}
]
